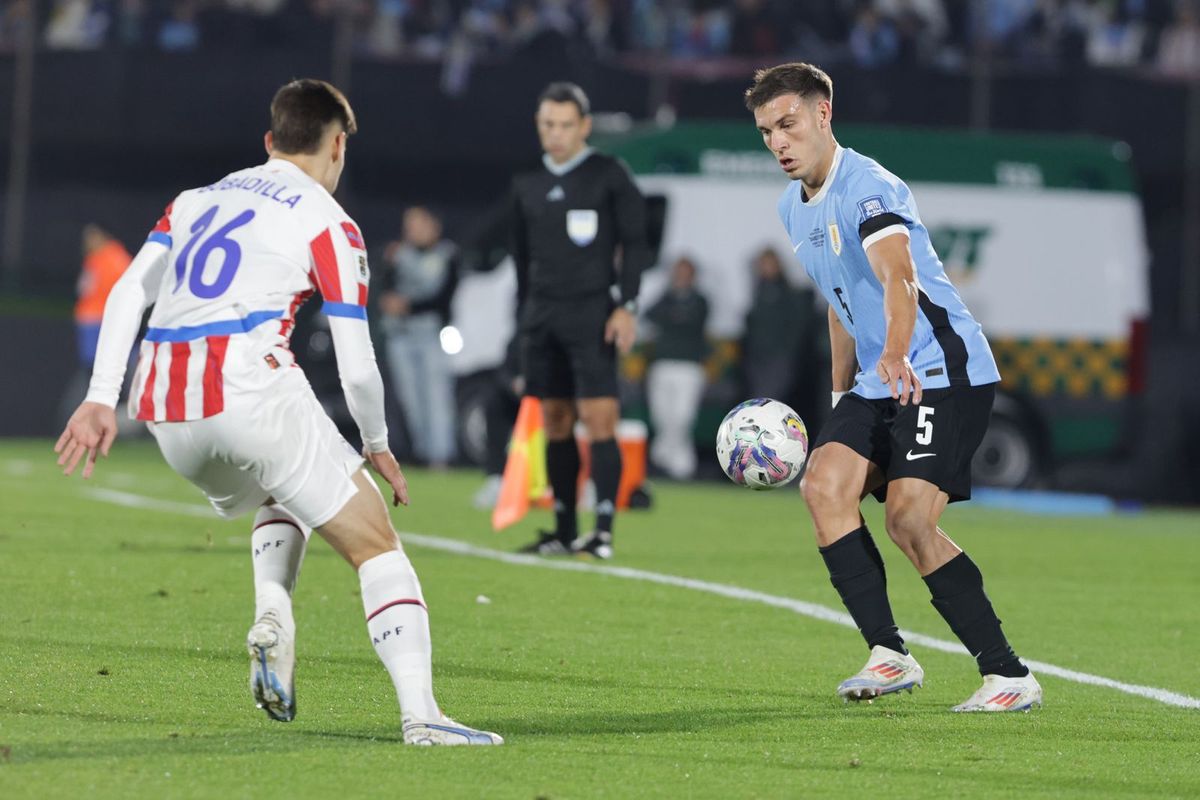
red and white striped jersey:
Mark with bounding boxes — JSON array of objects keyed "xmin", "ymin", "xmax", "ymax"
[{"xmin": 119, "ymin": 158, "xmax": 371, "ymax": 423}]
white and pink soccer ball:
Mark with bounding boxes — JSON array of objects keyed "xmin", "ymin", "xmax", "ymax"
[{"xmin": 715, "ymin": 398, "xmax": 809, "ymax": 490}]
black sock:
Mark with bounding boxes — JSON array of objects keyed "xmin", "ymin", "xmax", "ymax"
[
  {"xmin": 923, "ymin": 552, "xmax": 1029, "ymax": 678},
  {"xmin": 590, "ymin": 438, "xmax": 622, "ymax": 536},
  {"xmin": 819, "ymin": 527, "xmax": 906, "ymax": 654},
  {"xmin": 546, "ymin": 438, "xmax": 580, "ymax": 544}
]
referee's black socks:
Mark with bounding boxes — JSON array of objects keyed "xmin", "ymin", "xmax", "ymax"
[
  {"xmin": 546, "ymin": 438, "xmax": 580, "ymax": 545},
  {"xmin": 590, "ymin": 438, "xmax": 622, "ymax": 536},
  {"xmin": 819, "ymin": 526, "xmax": 907, "ymax": 654},
  {"xmin": 923, "ymin": 552, "xmax": 1029, "ymax": 678}
]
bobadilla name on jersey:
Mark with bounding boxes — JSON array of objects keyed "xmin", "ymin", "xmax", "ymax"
[{"xmin": 198, "ymin": 175, "xmax": 302, "ymax": 209}]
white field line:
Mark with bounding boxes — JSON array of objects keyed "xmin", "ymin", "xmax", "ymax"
[
  {"xmin": 86, "ymin": 487, "xmax": 215, "ymax": 518},
  {"xmin": 85, "ymin": 487, "xmax": 1200, "ymax": 710}
]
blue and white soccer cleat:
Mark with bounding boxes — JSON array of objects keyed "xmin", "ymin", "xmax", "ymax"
[
  {"xmin": 952, "ymin": 672, "xmax": 1043, "ymax": 713},
  {"xmin": 247, "ymin": 611, "xmax": 296, "ymax": 722},
  {"xmin": 402, "ymin": 715, "xmax": 505, "ymax": 746},
  {"xmin": 837, "ymin": 645, "xmax": 925, "ymax": 702}
]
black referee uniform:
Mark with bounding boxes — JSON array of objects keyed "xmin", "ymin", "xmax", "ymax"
[
  {"xmin": 512, "ymin": 148, "xmax": 650, "ymax": 397},
  {"xmin": 510, "ymin": 146, "xmax": 651, "ymax": 548}
]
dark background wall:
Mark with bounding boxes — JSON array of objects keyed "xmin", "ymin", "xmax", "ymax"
[
  {"xmin": 0, "ymin": 48, "xmax": 1196, "ymax": 501},
  {"xmin": 0, "ymin": 50, "xmax": 1190, "ymax": 336}
]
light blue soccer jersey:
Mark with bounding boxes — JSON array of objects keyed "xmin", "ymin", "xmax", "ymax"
[{"xmin": 778, "ymin": 146, "xmax": 1000, "ymax": 400}]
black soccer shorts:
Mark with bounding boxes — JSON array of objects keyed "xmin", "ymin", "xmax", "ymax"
[
  {"xmin": 520, "ymin": 295, "xmax": 619, "ymax": 399},
  {"xmin": 812, "ymin": 383, "xmax": 997, "ymax": 503}
]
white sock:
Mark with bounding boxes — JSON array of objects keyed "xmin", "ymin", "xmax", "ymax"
[
  {"xmin": 251, "ymin": 504, "xmax": 309, "ymax": 630},
  {"xmin": 358, "ymin": 548, "xmax": 440, "ymax": 721}
]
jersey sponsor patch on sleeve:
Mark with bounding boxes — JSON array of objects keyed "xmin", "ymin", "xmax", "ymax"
[
  {"xmin": 857, "ymin": 195, "xmax": 888, "ymax": 221},
  {"xmin": 341, "ymin": 221, "xmax": 366, "ymax": 251}
]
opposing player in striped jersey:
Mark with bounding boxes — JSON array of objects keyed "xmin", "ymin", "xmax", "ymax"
[
  {"xmin": 747, "ymin": 63, "xmax": 1042, "ymax": 712},
  {"xmin": 55, "ymin": 79, "xmax": 502, "ymax": 745}
]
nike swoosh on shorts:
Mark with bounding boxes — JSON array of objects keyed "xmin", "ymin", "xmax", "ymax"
[{"xmin": 906, "ymin": 451, "xmax": 937, "ymax": 461}]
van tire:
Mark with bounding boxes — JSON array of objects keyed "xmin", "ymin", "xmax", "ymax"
[
  {"xmin": 455, "ymin": 372, "xmax": 494, "ymax": 468},
  {"xmin": 973, "ymin": 412, "xmax": 1039, "ymax": 489}
]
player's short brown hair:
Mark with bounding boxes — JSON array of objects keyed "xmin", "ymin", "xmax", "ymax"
[
  {"xmin": 744, "ymin": 63, "xmax": 833, "ymax": 111},
  {"xmin": 270, "ymin": 79, "xmax": 357, "ymax": 155}
]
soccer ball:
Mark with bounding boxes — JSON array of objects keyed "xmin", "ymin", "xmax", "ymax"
[{"xmin": 715, "ymin": 398, "xmax": 809, "ymax": 490}]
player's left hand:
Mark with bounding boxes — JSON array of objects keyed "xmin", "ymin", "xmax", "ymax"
[
  {"xmin": 364, "ymin": 447, "xmax": 410, "ymax": 507},
  {"xmin": 55, "ymin": 401, "xmax": 118, "ymax": 479},
  {"xmin": 605, "ymin": 307, "xmax": 637, "ymax": 355},
  {"xmin": 876, "ymin": 351, "xmax": 923, "ymax": 406}
]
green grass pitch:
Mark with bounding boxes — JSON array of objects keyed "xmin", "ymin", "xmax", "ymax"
[{"xmin": 1, "ymin": 438, "xmax": 1198, "ymax": 799}]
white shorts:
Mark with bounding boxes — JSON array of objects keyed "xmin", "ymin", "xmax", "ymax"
[{"xmin": 148, "ymin": 370, "xmax": 363, "ymax": 529}]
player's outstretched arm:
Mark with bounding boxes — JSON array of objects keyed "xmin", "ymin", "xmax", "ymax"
[
  {"xmin": 865, "ymin": 233, "xmax": 922, "ymax": 406},
  {"xmin": 56, "ymin": 236, "xmax": 170, "ymax": 478}
]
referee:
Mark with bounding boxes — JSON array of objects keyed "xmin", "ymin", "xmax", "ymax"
[{"xmin": 510, "ymin": 82, "xmax": 651, "ymax": 559}]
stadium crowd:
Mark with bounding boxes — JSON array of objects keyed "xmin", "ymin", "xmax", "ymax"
[{"xmin": 2, "ymin": 0, "xmax": 1196, "ymax": 76}]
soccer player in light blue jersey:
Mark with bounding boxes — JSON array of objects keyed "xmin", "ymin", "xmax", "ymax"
[{"xmin": 746, "ymin": 63, "xmax": 1042, "ymax": 712}]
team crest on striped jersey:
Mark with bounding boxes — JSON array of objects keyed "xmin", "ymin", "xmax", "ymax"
[
  {"xmin": 341, "ymin": 222, "xmax": 365, "ymax": 251},
  {"xmin": 828, "ymin": 222, "xmax": 842, "ymax": 255}
]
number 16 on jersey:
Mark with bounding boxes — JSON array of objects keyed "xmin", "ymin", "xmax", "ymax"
[{"xmin": 174, "ymin": 204, "xmax": 256, "ymax": 299}]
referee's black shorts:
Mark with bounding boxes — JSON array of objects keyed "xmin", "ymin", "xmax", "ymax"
[
  {"xmin": 812, "ymin": 383, "xmax": 996, "ymax": 503},
  {"xmin": 520, "ymin": 295, "xmax": 619, "ymax": 399}
]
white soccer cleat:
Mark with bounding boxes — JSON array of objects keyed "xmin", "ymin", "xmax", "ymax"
[
  {"xmin": 952, "ymin": 672, "xmax": 1043, "ymax": 713},
  {"xmin": 837, "ymin": 645, "xmax": 925, "ymax": 702},
  {"xmin": 247, "ymin": 611, "xmax": 296, "ymax": 722},
  {"xmin": 571, "ymin": 530, "xmax": 614, "ymax": 560},
  {"xmin": 402, "ymin": 715, "xmax": 504, "ymax": 746}
]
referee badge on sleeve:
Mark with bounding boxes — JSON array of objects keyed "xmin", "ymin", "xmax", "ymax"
[{"xmin": 566, "ymin": 209, "xmax": 599, "ymax": 247}]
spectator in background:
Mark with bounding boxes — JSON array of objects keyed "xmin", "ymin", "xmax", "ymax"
[
  {"xmin": 645, "ymin": 256, "xmax": 709, "ymax": 480},
  {"xmin": 158, "ymin": 0, "xmax": 200, "ymax": 51},
  {"xmin": 879, "ymin": 0, "xmax": 949, "ymax": 64},
  {"xmin": 974, "ymin": 0, "xmax": 1038, "ymax": 55},
  {"xmin": 1158, "ymin": 0, "xmax": 1200, "ymax": 76},
  {"xmin": 849, "ymin": 0, "xmax": 901, "ymax": 68},
  {"xmin": 75, "ymin": 224, "xmax": 132, "ymax": 370},
  {"xmin": 44, "ymin": 0, "xmax": 108, "ymax": 49},
  {"xmin": 0, "ymin": 0, "xmax": 34, "ymax": 53},
  {"xmin": 379, "ymin": 206, "xmax": 460, "ymax": 468},
  {"xmin": 742, "ymin": 246, "xmax": 811, "ymax": 403},
  {"xmin": 1087, "ymin": 0, "xmax": 1147, "ymax": 66},
  {"xmin": 730, "ymin": 0, "xmax": 782, "ymax": 56}
]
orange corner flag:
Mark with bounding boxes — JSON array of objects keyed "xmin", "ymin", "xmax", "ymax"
[{"xmin": 491, "ymin": 396, "xmax": 547, "ymax": 531}]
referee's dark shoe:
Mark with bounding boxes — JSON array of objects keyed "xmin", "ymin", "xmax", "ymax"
[
  {"xmin": 572, "ymin": 531, "xmax": 614, "ymax": 560},
  {"xmin": 518, "ymin": 530, "xmax": 573, "ymax": 556}
]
